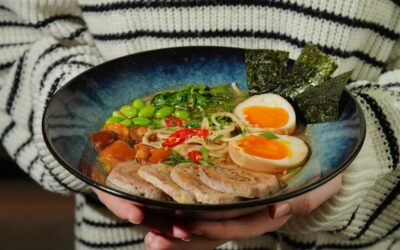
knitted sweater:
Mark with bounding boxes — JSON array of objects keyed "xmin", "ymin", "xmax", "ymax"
[{"xmin": 0, "ymin": 0, "xmax": 399, "ymax": 249}]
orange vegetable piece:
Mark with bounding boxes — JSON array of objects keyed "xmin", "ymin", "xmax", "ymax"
[
  {"xmin": 103, "ymin": 122, "xmax": 129, "ymax": 138},
  {"xmin": 135, "ymin": 143, "xmax": 156, "ymax": 153},
  {"xmin": 133, "ymin": 143, "xmax": 154, "ymax": 162},
  {"xmin": 129, "ymin": 126, "xmax": 149, "ymax": 142},
  {"xmin": 91, "ymin": 130, "xmax": 117, "ymax": 151},
  {"xmin": 135, "ymin": 149, "xmax": 151, "ymax": 162},
  {"xmin": 149, "ymin": 147, "xmax": 172, "ymax": 164},
  {"xmin": 99, "ymin": 140, "xmax": 136, "ymax": 170}
]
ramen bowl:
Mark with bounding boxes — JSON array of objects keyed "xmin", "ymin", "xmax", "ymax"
[{"xmin": 42, "ymin": 47, "xmax": 365, "ymax": 219}]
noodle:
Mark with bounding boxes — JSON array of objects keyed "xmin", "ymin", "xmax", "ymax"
[
  {"xmin": 211, "ymin": 112, "xmax": 247, "ymax": 131},
  {"xmin": 200, "ymin": 117, "xmax": 209, "ymax": 129},
  {"xmin": 184, "ymin": 137, "xmax": 228, "ymax": 151}
]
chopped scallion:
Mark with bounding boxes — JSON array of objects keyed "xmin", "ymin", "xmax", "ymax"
[
  {"xmin": 211, "ymin": 134, "xmax": 223, "ymax": 143},
  {"xmin": 199, "ymin": 160, "xmax": 214, "ymax": 168},
  {"xmin": 200, "ymin": 146, "xmax": 209, "ymax": 161},
  {"xmin": 260, "ymin": 132, "xmax": 279, "ymax": 139}
]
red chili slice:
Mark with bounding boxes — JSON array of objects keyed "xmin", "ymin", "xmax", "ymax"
[
  {"xmin": 162, "ymin": 128, "xmax": 209, "ymax": 147},
  {"xmin": 188, "ymin": 151, "xmax": 203, "ymax": 164},
  {"xmin": 164, "ymin": 115, "xmax": 183, "ymax": 127}
]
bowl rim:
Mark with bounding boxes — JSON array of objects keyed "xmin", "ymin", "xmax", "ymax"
[{"xmin": 42, "ymin": 46, "xmax": 366, "ymax": 210}]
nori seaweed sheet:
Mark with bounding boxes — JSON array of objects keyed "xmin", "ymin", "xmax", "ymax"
[
  {"xmin": 295, "ymin": 71, "xmax": 353, "ymax": 123},
  {"xmin": 245, "ymin": 44, "xmax": 348, "ymax": 124},
  {"xmin": 280, "ymin": 44, "xmax": 338, "ymax": 99},
  {"xmin": 245, "ymin": 49, "xmax": 289, "ymax": 94}
]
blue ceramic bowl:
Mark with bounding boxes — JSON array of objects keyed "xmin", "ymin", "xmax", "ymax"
[{"xmin": 43, "ymin": 47, "xmax": 365, "ymax": 219}]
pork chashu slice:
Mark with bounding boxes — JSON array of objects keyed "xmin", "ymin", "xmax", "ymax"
[
  {"xmin": 199, "ymin": 164, "xmax": 279, "ymax": 198},
  {"xmin": 138, "ymin": 163, "xmax": 196, "ymax": 204},
  {"xmin": 171, "ymin": 163, "xmax": 239, "ymax": 204},
  {"xmin": 106, "ymin": 161, "xmax": 165, "ymax": 200}
]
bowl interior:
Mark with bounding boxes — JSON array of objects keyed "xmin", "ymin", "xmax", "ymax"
[{"xmin": 43, "ymin": 47, "xmax": 365, "ymax": 210}]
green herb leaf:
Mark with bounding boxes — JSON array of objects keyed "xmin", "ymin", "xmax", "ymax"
[
  {"xmin": 211, "ymin": 134, "xmax": 223, "ymax": 143},
  {"xmin": 172, "ymin": 150, "xmax": 183, "ymax": 161},
  {"xmin": 151, "ymin": 92, "xmax": 172, "ymax": 106},
  {"xmin": 199, "ymin": 160, "xmax": 214, "ymax": 168},
  {"xmin": 223, "ymin": 102, "xmax": 234, "ymax": 112},
  {"xmin": 210, "ymin": 84, "xmax": 231, "ymax": 98},
  {"xmin": 200, "ymin": 146, "xmax": 209, "ymax": 161},
  {"xmin": 165, "ymin": 151, "xmax": 194, "ymax": 165},
  {"xmin": 241, "ymin": 129, "xmax": 248, "ymax": 136},
  {"xmin": 163, "ymin": 160, "xmax": 177, "ymax": 166},
  {"xmin": 188, "ymin": 120, "xmax": 201, "ymax": 128},
  {"xmin": 260, "ymin": 132, "xmax": 279, "ymax": 139},
  {"xmin": 181, "ymin": 158, "xmax": 193, "ymax": 163}
]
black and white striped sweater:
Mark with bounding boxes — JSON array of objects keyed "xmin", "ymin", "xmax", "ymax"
[{"xmin": 1, "ymin": 0, "xmax": 399, "ymax": 249}]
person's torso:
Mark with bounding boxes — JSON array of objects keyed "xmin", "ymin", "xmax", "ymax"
[{"xmin": 79, "ymin": 0, "xmax": 400, "ymax": 81}]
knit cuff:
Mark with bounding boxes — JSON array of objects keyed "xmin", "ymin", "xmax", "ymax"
[{"xmin": 279, "ymin": 70, "xmax": 400, "ymax": 236}]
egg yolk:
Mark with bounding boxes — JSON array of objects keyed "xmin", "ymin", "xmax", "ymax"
[
  {"xmin": 238, "ymin": 135, "xmax": 289, "ymax": 159},
  {"xmin": 243, "ymin": 106, "xmax": 289, "ymax": 128}
]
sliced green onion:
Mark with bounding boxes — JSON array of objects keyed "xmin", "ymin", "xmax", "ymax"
[
  {"xmin": 181, "ymin": 158, "xmax": 193, "ymax": 163},
  {"xmin": 211, "ymin": 134, "xmax": 223, "ymax": 143},
  {"xmin": 163, "ymin": 161, "xmax": 177, "ymax": 166},
  {"xmin": 199, "ymin": 160, "xmax": 214, "ymax": 168},
  {"xmin": 260, "ymin": 132, "xmax": 279, "ymax": 139},
  {"xmin": 172, "ymin": 150, "xmax": 183, "ymax": 161},
  {"xmin": 200, "ymin": 146, "xmax": 209, "ymax": 161}
]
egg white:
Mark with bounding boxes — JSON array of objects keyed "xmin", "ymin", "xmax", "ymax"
[
  {"xmin": 228, "ymin": 134, "xmax": 309, "ymax": 174},
  {"xmin": 234, "ymin": 93, "xmax": 296, "ymax": 135}
]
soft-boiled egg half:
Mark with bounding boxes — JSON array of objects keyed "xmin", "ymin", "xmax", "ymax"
[
  {"xmin": 228, "ymin": 133, "xmax": 309, "ymax": 174},
  {"xmin": 234, "ymin": 93, "xmax": 296, "ymax": 135}
]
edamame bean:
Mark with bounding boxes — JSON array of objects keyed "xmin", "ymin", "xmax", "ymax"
[
  {"xmin": 120, "ymin": 119, "xmax": 132, "ymax": 127},
  {"xmin": 132, "ymin": 117, "xmax": 151, "ymax": 126},
  {"xmin": 120, "ymin": 105, "xmax": 138, "ymax": 118},
  {"xmin": 155, "ymin": 106, "xmax": 174, "ymax": 119},
  {"xmin": 132, "ymin": 99, "xmax": 145, "ymax": 110},
  {"xmin": 112, "ymin": 111, "xmax": 126, "ymax": 118},
  {"xmin": 174, "ymin": 109, "xmax": 190, "ymax": 120},
  {"xmin": 106, "ymin": 117, "xmax": 124, "ymax": 123},
  {"xmin": 138, "ymin": 104, "xmax": 156, "ymax": 118}
]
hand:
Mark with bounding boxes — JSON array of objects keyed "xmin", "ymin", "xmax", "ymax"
[
  {"xmin": 92, "ymin": 188, "xmax": 191, "ymax": 239},
  {"xmin": 144, "ymin": 174, "xmax": 342, "ymax": 250},
  {"xmin": 92, "ymin": 187, "xmax": 145, "ymax": 224}
]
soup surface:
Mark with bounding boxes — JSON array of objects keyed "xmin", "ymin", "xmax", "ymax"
[{"xmin": 90, "ymin": 83, "xmax": 309, "ymax": 204}]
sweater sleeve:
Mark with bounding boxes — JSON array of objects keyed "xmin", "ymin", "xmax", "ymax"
[
  {"xmin": 0, "ymin": 0, "xmax": 104, "ymax": 194},
  {"xmin": 280, "ymin": 42, "xmax": 400, "ymax": 243}
]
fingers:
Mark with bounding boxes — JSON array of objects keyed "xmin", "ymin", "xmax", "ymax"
[
  {"xmin": 92, "ymin": 188, "xmax": 191, "ymax": 240},
  {"xmin": 270, "ymin": 174, "xmax": 343, "ymax": 218},
  {"xmin": 145, "ymin": 231, "xmax": 226, "ymax": 250},
  {"xmin": 187, "ymin": 207, "xmax": 291, "ymax": 241},
  {"xmin": 142, "ymin": 214, "xmax": 191, "ymax": 240},
  {"xmin": 92, "ymin": 188, "xmax": 144, "ymax": 224}
]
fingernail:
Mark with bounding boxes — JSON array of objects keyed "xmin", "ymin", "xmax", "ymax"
[
  {"xmin": 128, "ymin": 215, "xmax": 143, "ymax": 225},
  {"xmin": 273, "ymin": 203, "xmax": 291, "ymax": 219},
  {"xmin": 173, "ymin": 224, "xmax": 191, "ymax": 240}
]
